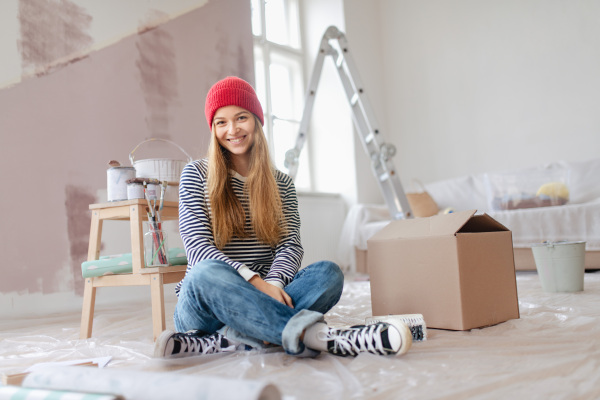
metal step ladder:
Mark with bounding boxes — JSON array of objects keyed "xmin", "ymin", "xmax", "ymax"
[{"xmin": 284, "ymin": 26, "xmax": 413, "ymax": 219}]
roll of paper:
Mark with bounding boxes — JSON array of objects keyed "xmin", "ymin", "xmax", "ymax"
[
  {"xmin": 23, "ymin": 366, "xmax": 281, "ymax": 400},
  {"xmin": 0, "ymin": 385, "xmax": 121, "ymax": 400}
]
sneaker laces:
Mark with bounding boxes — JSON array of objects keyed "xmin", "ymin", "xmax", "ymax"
[
  {"xmin": 175, "ymin": 332, "xmax": 234, "ymax": 355},
  {"xmin": 323, "ymin": 324, "xmax": 390, "ymax": 356}
]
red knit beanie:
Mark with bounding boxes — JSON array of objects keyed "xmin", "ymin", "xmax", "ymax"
[{"xmin": 204, "ymin": 76, "xmax": 264, "ymax": 128}]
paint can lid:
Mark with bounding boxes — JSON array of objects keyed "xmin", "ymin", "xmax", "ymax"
[{"xmin": 126, "ymin": 178, "xmax": 160, "ymax": 185}]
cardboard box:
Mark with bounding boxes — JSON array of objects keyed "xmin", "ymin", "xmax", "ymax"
[
  {"xmin": 355, "ymin": 247, "xmax": 369, "ymax": 274},
  {"xmin": 367, "ymin": 209, "xmax": 519, "ymax": 331}
]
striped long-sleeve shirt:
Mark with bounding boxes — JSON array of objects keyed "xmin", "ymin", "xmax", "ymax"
[{"xmin": 175, "ymin": 158, "xmax": 303, "ymax": 296}]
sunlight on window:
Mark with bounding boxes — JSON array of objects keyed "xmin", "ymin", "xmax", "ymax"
[
  {"xmin": 250, "ymin": 0, "xmax": 262, "ymax": 36},
  {"xmin": 265, "ymin": 0, "xmax": 300, "ymax": 48},
  {"xmin": 252, "ymin": 0, "xmax": 309, "ymax": 189},
  {"xmin": 270, "ymin": 62, "xmax": 302, "ymax": 121},
  {"xmin": 253, "ymin": 47, "xmax": 267, "ymax": 112},
  {"xmin": 271, "ymin": 118, "xmax": 296, "ymax": 171},
  {"xmin": 270, "ymin": 65, "xmax": 293, "ymax": 120},
  {"xmin": 272, "ymin": 119, "xmax": 311, "ymax": 189}
]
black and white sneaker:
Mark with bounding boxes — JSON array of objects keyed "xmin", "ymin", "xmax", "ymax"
[
  {"xmin": 325, "ymin": 321, "xmax": 412, "ymax": 357},
  {"xmin": 154, "ymin": 330, "xmax": 239, "ymax": 358}
]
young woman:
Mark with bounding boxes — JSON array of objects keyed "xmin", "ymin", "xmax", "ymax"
[{"xmin": 154, "ymin": 76, "xmax": 411, "ymax": 358}]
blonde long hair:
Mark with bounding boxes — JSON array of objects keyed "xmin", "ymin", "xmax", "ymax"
[{"xmin": 207, "ymin": 115, "xmax": 286, "ymax": 249}]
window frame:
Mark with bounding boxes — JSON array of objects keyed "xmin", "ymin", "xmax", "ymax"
[{"xmin": 252, "ymin": 0, "xmax": 311, "ymax": 190}]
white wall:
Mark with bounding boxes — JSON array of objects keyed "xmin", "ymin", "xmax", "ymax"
[
  {"xmin": 342, "ymin": 1, "xmax": 387, "ymax": 204},
  {"xmin": 342, "ymin": 0, "xmax": 600, "ymax": 189},
  {"xmin": 298, "ymin": 193, "xmax": 347, "ymax": 268}
]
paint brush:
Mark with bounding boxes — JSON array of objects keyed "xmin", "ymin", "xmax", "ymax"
[
  {"xmin": 151, "ymin": 235, "xmax": 168, "ymax": 265},
  {"xmin": 142, "ymin": 181, "xmax": 153, "ymax": 217},
  {"xmin": 142, "ymin": 181, "xmax": 168, "ymax": 265},
  {"xmin": 145, "ymin": 206, "xmax": 167, "ymax": 265},
  {"xmin": 159, "ymin": 180, "xmax": 168, "ymax": 211},
  {"xmin": 143, "ymin": 181, "xmax": 160, "ymax": 244},
  {"xmin": 143, "ymin": 180, "xmax": 159, "ymax": 223}
]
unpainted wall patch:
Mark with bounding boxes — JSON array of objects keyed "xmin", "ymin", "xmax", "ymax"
[
  {"xmin": 211, "ymin": 27, "xmax": 253, "ymax": 85},
  {"xmin": 65, "ymin": 185, "xmax": 97, "ymax": 296},
  {"xmin": 136, "ymin": 10, "xmax": 179, "ymax": 139},
  {"xmin": 17, "ymin": 0, "xmax": 93, "ymax": 77},
  {"xmin": 236, "ymin": 44, "xmax": 253, "ymax": 83}
]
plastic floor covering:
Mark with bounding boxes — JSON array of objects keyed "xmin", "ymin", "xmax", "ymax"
[{"xmin": 1, "ymin": 271, "xmax": 600, "ymax": 399}]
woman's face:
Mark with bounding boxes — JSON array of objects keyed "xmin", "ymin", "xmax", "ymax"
[{"xmin": 213, "ymin": 105, "xmax": 256, "ymax": 158}]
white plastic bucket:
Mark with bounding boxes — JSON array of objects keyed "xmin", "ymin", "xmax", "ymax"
[
  {"xmin": 531, "ymin": 241, "xmax": 586, "ymax": 292},
  {"xmin": 107, "ymin": 166, "xmax": 135, "ymax": 202},
  {"xmin": 129, "ymin": 138, "xmax": 192, "ymax": 184}
]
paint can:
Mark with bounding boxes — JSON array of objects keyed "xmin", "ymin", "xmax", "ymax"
[
  {"xmin": 127, "ymin": 179, "xmax": 145, "ymax": 200},
  {"xmin": 107, "ymin": 166, "xmax": 135, "ymax": 202},
  {"xmin": 127, "ymin": 178, "xmax": 160, "ymax": 200},
  {"xmin": 145, "ymin": 181, "xmax": 161, "ymax": 200}
]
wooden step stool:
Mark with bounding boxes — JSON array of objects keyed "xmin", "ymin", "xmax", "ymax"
[{"xmin": 80, "ymin": 199, "xmax": 186, "ymax": 341}]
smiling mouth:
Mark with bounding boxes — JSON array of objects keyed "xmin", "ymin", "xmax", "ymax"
[{"xmin": 228, "ymin": 136, "xmax": 246, "ymax": 144}]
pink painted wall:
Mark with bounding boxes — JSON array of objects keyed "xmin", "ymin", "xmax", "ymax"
[{"xmin": 0, "ymin": 0, "xmax": 254, "ymax": 299}]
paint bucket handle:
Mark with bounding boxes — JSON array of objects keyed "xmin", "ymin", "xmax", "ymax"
[{"xmin": 129, "ymin": 138, "xmax": 193, "ymax": 165}]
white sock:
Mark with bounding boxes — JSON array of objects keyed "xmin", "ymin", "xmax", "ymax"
[{"xmin": 302, "ymin": 322, "xmax": 330, "ymax": 352}]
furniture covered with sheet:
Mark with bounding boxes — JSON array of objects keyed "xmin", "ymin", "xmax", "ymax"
[{"xmin": 339, "ymin": 157, "xmax": 600, "ymax": 272}]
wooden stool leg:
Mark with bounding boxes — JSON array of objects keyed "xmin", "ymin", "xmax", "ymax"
[
  {"xmin": 130, "ymin": 204, "xmax": 145, "ymax": 274},
  {"xmin": 150, "ymin": 273, "xmax": 166, "ymax": 341},
  {"xmin": 80, "ymin": 278, "xmax": 96, "ymax": 339},
  {"xmin": 80, "ymin": 210, "xmax": 102, "ymax": 339},
  {"xmin": 87, "ymin": 211, "xmax": 103, "ymax": 262}
]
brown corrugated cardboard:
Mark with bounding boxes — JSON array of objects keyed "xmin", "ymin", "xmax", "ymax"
[
  {"xmin": 355, "ymin": 248, "xmax": 368, "ymax": 274},
  {"xmin": 367, "ymin": 209, "xmax": 519, "ymax": 331}
]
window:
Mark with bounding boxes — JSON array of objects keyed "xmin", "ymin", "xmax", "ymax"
[{"xmin": 251, "ymin": 0, "xmax": 311, "ymax": 190}]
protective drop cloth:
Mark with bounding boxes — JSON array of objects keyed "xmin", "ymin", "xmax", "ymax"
[{"xmin": 1, "ymin": 272, "xmax": 600, "ymax": 399}]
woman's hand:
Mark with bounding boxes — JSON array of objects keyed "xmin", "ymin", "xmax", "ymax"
[{"xmin": 249, "ymin": 275, "xmax": 294, "ymax": 308}]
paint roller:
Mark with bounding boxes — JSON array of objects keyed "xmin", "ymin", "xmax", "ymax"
[{"xmin": 366, "ymin": 314, "xmax": 428, "ymax": 341}]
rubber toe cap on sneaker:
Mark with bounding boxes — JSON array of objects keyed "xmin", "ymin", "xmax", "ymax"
[
  {"xmin": 387, "ymin": 322, "xmax": 412, "ymax": 355},
  {"xmin": 154, "ymin": 330, "xmax": 175, "ymax": 358}
]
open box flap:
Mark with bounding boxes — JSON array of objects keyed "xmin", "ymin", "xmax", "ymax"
[
  {"xmin": 369, "ymin": 209, "xmax": 477, "ymax": 241},
  {"xmin": 460, "ymin": 213, "xmax": 510, "ymax": 233}
]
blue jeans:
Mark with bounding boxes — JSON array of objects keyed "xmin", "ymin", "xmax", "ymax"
[{"xmin": 174, "ymin": 259, "xmax": 344, "ymax": 356}]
